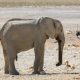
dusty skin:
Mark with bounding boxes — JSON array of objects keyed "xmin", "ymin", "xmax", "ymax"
[
  {"xmin": 0, "ymin": 24, "xmax": 80, "ymax": 79},
  {"xmin": 0, "ymin": 17, "xmax": 65, "ymax": 75},
  {"xmin": 0, "ymin": 7, "xmax": 80, "ymax": 80}
]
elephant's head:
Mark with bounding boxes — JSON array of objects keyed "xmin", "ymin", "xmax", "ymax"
[
  {"xmin": 38, "ymin": 17, "xmax": 65, "ymax": 66},
  {"xmin": 38, "ymin": 17, "xmax": 64, "ymax": 39}
]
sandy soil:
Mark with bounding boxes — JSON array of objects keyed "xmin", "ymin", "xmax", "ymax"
[{"xmin": 0, "ymin": 6, "xmax": 80, "ymax": 80}]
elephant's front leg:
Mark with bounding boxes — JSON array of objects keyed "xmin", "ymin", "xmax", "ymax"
[
  {"xmin": 56, "ymin": 34, "xmax": 65, "ymax": 66},
  {"xmin": 33, "ymin": 42, "xmax": 46, "ymax": 75}
]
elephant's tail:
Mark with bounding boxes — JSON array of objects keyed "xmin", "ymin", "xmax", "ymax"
[
  {"xmin": 16, "ymin": 55, "xmax": 18, "ymax": 61},
  {"xmin": 0, "ymin": 18, "xmax": 34, "ymax": 40},
  {"xmin": 0, "ymin": 28, "xmax": 2, "ymax": 40}
]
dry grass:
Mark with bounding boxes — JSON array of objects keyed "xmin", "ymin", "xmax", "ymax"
[{"xmin": 0, "ymin": 0, "xmax": 80, "ymax": 7}]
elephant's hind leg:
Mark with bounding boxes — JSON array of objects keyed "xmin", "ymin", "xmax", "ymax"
[
  {"xmin": 6, "ymin": 45, "xmax": 19, "ymax": 75},
  {"xmin": 3, "ymin": 49, "xmax": 9, "ymax": 74},
  {"xmin": 9, "ymin": 57, "xmax": 19, "ymax": 75}
]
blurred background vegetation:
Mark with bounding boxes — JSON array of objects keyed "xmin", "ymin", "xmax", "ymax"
[{"xmin": 0, "ymin": 0, "xmax": 80, "ymax": 7}]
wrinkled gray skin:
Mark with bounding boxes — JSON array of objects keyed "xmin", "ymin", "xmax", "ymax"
[{"xmin": 0, "ymin": 17, "xmax": 65, "ymax": 75}]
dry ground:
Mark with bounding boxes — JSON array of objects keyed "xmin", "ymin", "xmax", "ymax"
[
  {"xmin": 0, "ymin": 23, "xmax": 80, "ymax": 80},
  {"xmin": 0, "ymin": 7, "xmax": 80, "ymax": 80}
]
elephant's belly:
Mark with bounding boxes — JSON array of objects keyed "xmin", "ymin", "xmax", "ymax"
[{"xmin": 15, "ymin": 40, "xmax": 34, "ymax": 52}]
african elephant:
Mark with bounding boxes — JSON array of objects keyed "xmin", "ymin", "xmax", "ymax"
[{"xmin": 0, "ymin": 17, "xmax": 65, "ymax": 75}]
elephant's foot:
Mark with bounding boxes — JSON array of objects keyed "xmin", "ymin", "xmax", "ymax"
[
  {"xmin": 9, "ymin": 70, "xmax": 19, "ymax": 75},
  {"xmin": 39, "ymin": 70, "xmax": 46, "ymax": 75},
  {"xmin": 32, "ymin": 70, "xmax": 46, "ymax": 75},
  {"xmin": 56, "ymin": 62, "xmax": 62, "ymax": 66},
  {"xmin": 32, "ymin": 71, "xmax": 40, "ymax": 74},
  {"xmin": 5, "ymin": 70, "xmax": 9, "ymax": 74}
]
